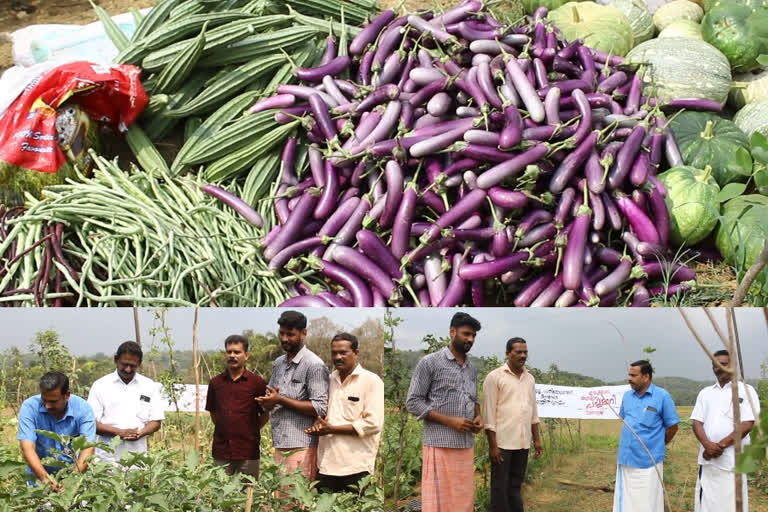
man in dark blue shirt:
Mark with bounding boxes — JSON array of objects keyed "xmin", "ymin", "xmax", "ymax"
[
  {"xmin": 613, "ymin": 360, "xmax": 679, "ymax": 512},
  {"xmin": 17, "ymin": 371, "xmax": 96, "ymax": 489}
]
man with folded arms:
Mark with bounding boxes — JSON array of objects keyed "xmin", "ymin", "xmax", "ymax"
[
  {"xmin": 256, "ymin": 310, "xmax": 329, "ymax": 480},
  {"xmin": 306, "ymin": 332, "xmax": 384, "ymax": 493},
  {"xmin": 88, "ymin": 341, "xmax": 164, "ymax": 465},
  {"xmin": 691, "ymin": 349, "xmax": 760, "ymax": 512},
  {"xmin": 406, "ymin": 312, "xmax": 484, "ymax": 512},
  {"xmin": 482, "ymin": 337, "xmax": 542, "ymax": 512}
]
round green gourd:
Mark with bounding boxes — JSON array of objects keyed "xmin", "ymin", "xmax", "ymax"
[
  {"xmin": 608, "ymin": 0, "xmax": 655, "ymax": 44},
  {"xmin": 521, "ymin": 0, "xmax": 586, "ymax": 14},
  {"xmin": 729, "ymin": 69, "xmax": 768, "ymax": 109},
  {"xmin": 669, "ymin": 111, "xmax": 751, "ymax": 187},
  {"xmin": 625, "ymin": 38, "xmax": 731, "ymax": 105},
  {"xmin": 701, "ymin": 3, "xmax": 768, "ymax": 73},
  {"xmin": 657, "ymin": 165, "xmax": 720, "ymax": 246},
  {"xmin": 657, "ymin": 19, "xmax": 703, "ymax": 39},
  {"xmin": 704, "ymin": 0, "xmax": 767, "ymax": 11},
  {"xmin": 733, "ymin": 101, "xmax": 768, "ymax": 138},
  {"xmin": 653, "ymin": 0, "xmax": 704, "ymax": 32},
  {"xmin": 547, "ymin": 2, "xmax": 634, "ymax": 56},
  {"xmin": 715, "ymin": 194, "xmax": 768, "ymax": 301}
]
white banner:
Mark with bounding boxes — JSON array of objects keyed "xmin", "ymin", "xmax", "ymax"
[
  {"xmin": 160, "ymin": 384, "xmax": 208, "ymax": 412},
  {"xmin": 535, "ymin": 384, "xmax": 631, "ymax": 419}
]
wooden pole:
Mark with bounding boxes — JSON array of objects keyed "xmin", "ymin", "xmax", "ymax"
[
  {"xmin": 726, "ymin": 309, "xmax": 744, "ymax": 512},
  {"xmin": 193, "ymin": 307, "xmax": 200, "ymax": 454},
  {"xmin": 133, "ymin": 307, "xmax": 142, "ymax": 346},
  {"xmin": 730, "ymin": 308, "xmax": 746, "ymax": 380}
]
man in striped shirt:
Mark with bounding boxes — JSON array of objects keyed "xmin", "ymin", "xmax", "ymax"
[
  {"xmin": 482, "ymin": 337, "xmax": 542, "ymax": 512},
  {"xmin": 406, "ymin": 312, "xmax": 483, "ymax": 512},
  {"xmin": 255, "ymin": 310, "xmax": 329, "ymax": 480}
]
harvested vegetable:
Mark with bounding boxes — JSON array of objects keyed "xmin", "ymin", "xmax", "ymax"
[{"xmin": 657, "ymin": 165, "xmax": 720, "ymax": 246}]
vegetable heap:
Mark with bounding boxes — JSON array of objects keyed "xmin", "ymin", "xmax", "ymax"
[{"xmin": 254, "ymin": 2, "xmax": 708, "ymax": 307}]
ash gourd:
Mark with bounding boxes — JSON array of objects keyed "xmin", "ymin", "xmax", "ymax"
[{"xmin": 240, "ymin": 0, "xmax": 706, "ymax": 307}]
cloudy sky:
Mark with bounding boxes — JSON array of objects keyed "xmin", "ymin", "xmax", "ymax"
[{"xmin": 0, "ymin": 308, "xmax": 765, "ymax": 382}]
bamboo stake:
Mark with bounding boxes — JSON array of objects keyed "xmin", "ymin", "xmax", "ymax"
[
  {"xmin": 193, "ymin": 307, "xmax": 200, "ymax": 454},
  {"xmin": 133, "ymin": 307, "xmax": 142, "ymax": 346},
  {"xmin": 726, "ymin": 310, "xmax": 744, "ymax": 512},
  {"xmin": 730, "ymin": 308, "xmax": 746, "ymax": 381},
  {"xmin": 730, "ymin": 241, "xmax": 768, "ymax": 307},
  {"xmin": 245, "ymin": 484, "xmax": 254, "ymax": 512}
]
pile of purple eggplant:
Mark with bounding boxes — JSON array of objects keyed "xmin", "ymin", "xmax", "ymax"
[{"xmin": 256, "ymin": 1, "xmax": 699, "ymax": 307}]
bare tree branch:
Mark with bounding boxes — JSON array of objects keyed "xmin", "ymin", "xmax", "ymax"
[
  {"xmin": 704, "ymin": 308, "xmax": 729, "ymax": 349},
  {"xmin": 730, "ymin": 241, "xmax": 768, "ymax": 307},
  {"xmin": 678, "ymin": 310, "xmax": 733, "ymax": 374}
]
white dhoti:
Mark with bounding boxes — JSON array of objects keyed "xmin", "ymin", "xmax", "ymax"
[
  {"xmin": 612, "ymin": 463, "xmax": 664, "ymax": 512},
  {"xmin": 694, "ymin": 464, "xmax": 749, "ymax": 512}
]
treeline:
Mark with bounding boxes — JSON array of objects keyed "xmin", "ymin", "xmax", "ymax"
[{"xmin": 0, "ymin": 315, "xmax": 384, "ymax": 407}]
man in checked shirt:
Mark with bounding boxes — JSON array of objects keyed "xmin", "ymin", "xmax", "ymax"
[
  {"xmin": 255, "ymin": 310, "xmax": 329, "ymax": 480},
  {"xmin": 406, "ymin": 312, "xmax": 484, "ymax": 512}
]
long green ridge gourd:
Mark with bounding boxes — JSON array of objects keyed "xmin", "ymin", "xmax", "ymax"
[
  {"xmin": 701, "ymin": 2, "xmax": 768, "ymax": 73},
  {"xmin": 733, "ymin": 101, "xmax": 768, "ymax": 138},
  {"xmin": 625, "ymin": 38, "xmax": 731, "ymax": 104},
  {"xmin": 657, "ymin": 165, "xmax": 720, "ymax": 246},
  {"xmin": 608, "ymin": 0, "xmax": 655, "ymax": 44},
  {"xmin": 652, "ymin": 0, "xmax": 703, "ymax": 32},
  {"xmin": 547, "ymin": 2, "xmax": 634, "ymax": 56},
  {"xmin": 715, "ymin": 195, "xmax": 768, "ymax": 298},
  {"xmin": 668, "ymin": 111, "xmax": 752, "ymax": 186}
]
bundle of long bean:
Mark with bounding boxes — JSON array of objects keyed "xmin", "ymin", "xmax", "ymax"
[{"xmin": 0, "ymin": 154, "xmax": 293, "ymax": 306}]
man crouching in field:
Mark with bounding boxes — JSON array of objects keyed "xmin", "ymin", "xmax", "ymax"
[
  {"xmin": 17, "ymin": 371, "xmax": 96, "ymax": 490},
  {"xmin": 482, "ymin": 337, "xmax": 542, "ymax": 512},
  {"xmin": 613, "ymin": 360, "xmax": 679, "ymax": 512},
  {"xmin": 406, "ymin": 312, "xmax": 484, "ymax": 512},
  {"xmin": 691, "ymin": 349, "xmax": 760, "ymax": 512}
]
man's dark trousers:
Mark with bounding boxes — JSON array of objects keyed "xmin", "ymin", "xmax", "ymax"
[{"xmin": 491, "ymin": 448, "xmax": 529, "ymax": 512}]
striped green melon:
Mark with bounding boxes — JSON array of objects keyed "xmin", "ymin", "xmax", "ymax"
[
  {"xmin": 657, "ymin": 165, "xmax": 720, "ymax": 246},
  {"xmin": 624, "ymin": 38, "xmax": 731, "ymax": 105},
  {"xmin": 608, "ymin": 0, "xmax": 655, "ymax": 44},
  {"xmin": 547, "ymin": 2, "xmax": 634, "ymax": 56},
  {"xmin": 733, "ymin": 101, "xmax": 768, "ymax": 138},
  {"xmin": 658, "ymin": 19, "xmax": 703, "ymax": 39},
  {"xmin": 729, "ymin": 69, "xmax": 768, "ymax": 109},
  {"xmin": 653, "ymin": 0, "xmax": 704, "ymax": 31}
]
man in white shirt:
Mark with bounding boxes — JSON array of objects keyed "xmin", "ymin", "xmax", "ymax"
[
  {"xmin": 691, "ymin": 349, "xmax": 761, "ymax": 512},
  {"xmin": 87, "ymin": 341, "xmax": 165, "ymax": 464}
]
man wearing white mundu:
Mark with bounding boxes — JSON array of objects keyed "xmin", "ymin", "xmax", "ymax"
[
  {"xmin": 691, "ymin": 349, "xmax": 760, "ymax": 512},
  {"xmin": 613, "ymin": 360, "xmax": 679, "ymax": 512}
]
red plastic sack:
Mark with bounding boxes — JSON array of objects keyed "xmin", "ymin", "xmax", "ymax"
[{"xmin": 0, "ymin": 61, "xmax": 148, "ymax": 174}]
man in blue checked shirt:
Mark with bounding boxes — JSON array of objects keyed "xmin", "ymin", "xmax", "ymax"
[
  {"xmin": 17, "ymin": 371, "xmax": 96, "ymax": 490},
  {"xmin": 613, "ymin": 360, "xmax": 679, "ymax": 512}
]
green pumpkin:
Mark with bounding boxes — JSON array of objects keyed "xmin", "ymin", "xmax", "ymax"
[
  {"xmin": 624, "ymin": 38, "xmax": 731, "ymax": 105},
  {"xmin": 657, "ymin": 19, "xmax": 703, "ymax": 39},
  {"xmin": 608, "ymin": 0, "xmax": 655, "ymax": 44},
  {"xmin": 653, "ymin": 0, "xmax": 703, "ymax": 32},
  {"xmin": 669, "ymin": 111, "xmax": 751, "ymax": 187},
  {"xmin": 733, "ymin": 101, "xmax": 768, "ymax": 138},
  {"xmin": 657, "ymin": 165, "xmax": 720, "ymax": 246},
  {"xmin": 729, "ymin": 69, "xmax": 768, "ymax": 109},
  {"xmin": 547, "ymin": 2, "xmax": 634, "ymax": 56},
  {"xmin": 704, "ymin": 0, "xmax": 767, "ymax": 11},
  {"xmin": 520, "ymin": 0, "xmax": 587, "ymax": 15},
  {"xmin": 715, "ymin": 195, "xmax": 768, "ymax": 302},
  {"xmin": 701, "ymin": 3, "xmax": 768, "ymax": 73}
]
